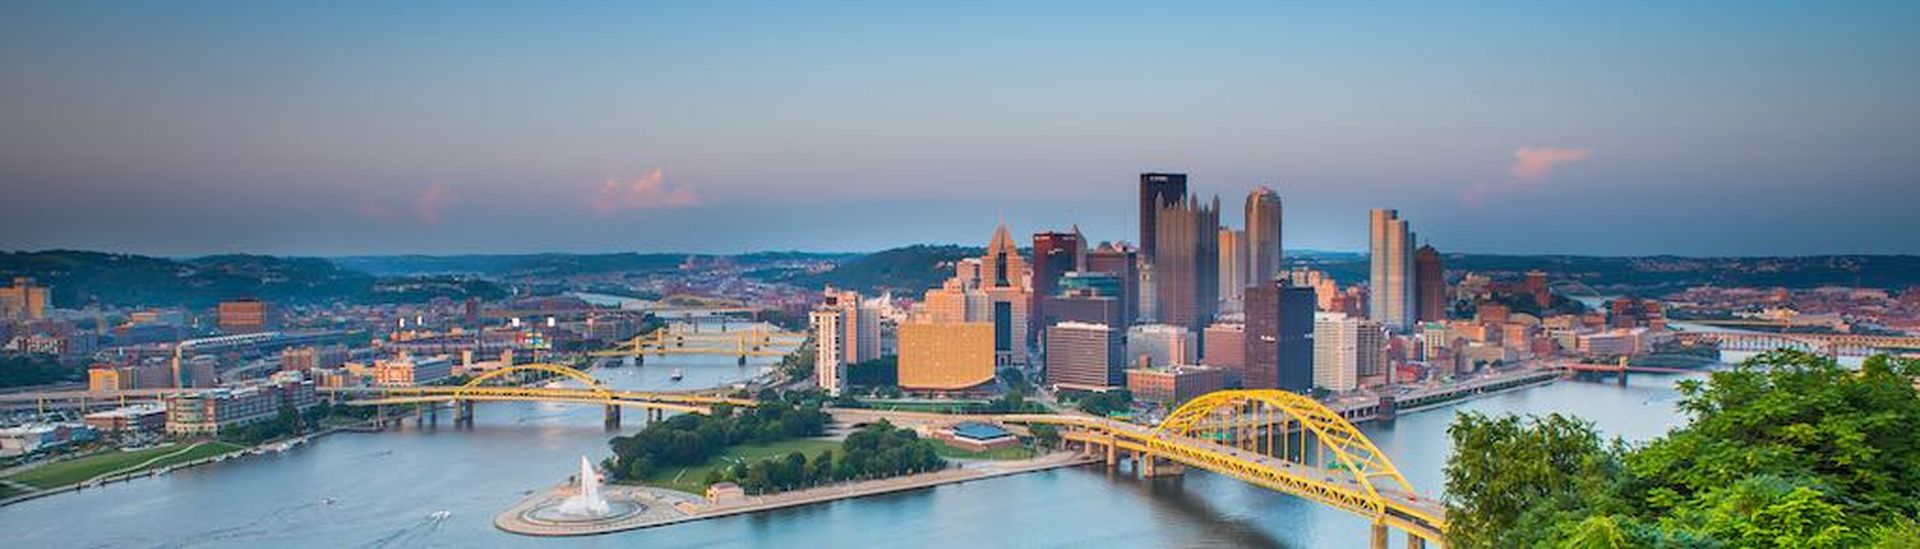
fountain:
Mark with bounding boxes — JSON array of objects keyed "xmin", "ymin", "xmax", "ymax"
[
  {"xmin": 556, "ymin": 456, "xmax": 611, "ymax": 517},
  {"xmin": 515, "ymin": 455, "xmax": 647, "ymax": 527}
]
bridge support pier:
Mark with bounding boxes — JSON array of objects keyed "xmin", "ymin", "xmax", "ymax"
[
  {"xmin": 604, "ymin": 405, "xmax": 622, "ymax": 430},
  {"xmin": 1104, "ymin": 440, "xmax": 1118, "ymax": 469},
  {"xmin": 1617, "ymin": 369, "xmax": 1628, "ymax": 387},
  {"xmin": 1407, "ymin": 534, "xmax": 1426, "ymax": 549},
  {"xmin": 1139, "ymin": 455, "xmax": 1185, "ymax": 478},
  {"xmin": 1371, "ymin": 522, "xmax": 1389, "ymax": 549},
  {"xmin": 455, "ymin": 399, "xmax": 474, "ymax": 427}
]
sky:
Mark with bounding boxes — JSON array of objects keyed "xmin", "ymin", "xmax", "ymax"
[{"xmin": 2, "ymin": 1, "xmax": 1917, "ymax": 257}]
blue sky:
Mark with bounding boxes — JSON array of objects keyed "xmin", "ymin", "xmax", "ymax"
[{"xmin": 2, "ymin": 1, "xmax": 1916, "ymax": 256}]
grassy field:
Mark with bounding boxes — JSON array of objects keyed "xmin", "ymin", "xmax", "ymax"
[
  {"xmin": 0, "ymin": 483, "xmax": 23, "ymax": 498},
  {"xmin": 636, "ymin": 438, "xmax": 840, "ymax": 494},
  {"xmin": 4, "ymin": 442, "xmax": 245, "ymax": 490},
  {"xmin": 933, "ymin": 444, "xmax": 1038, "ymax": 461}
]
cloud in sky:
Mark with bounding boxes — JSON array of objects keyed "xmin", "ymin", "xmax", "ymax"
[
  {"xmin": 415, "ymin": 183, "xmax": 455, "ymax": 225},
  {"xmin": 1507, "ymin": 147, "xmax": 1592, "ymax": 181},
  {"xmin": 590, "ymin": 169, "xmax": 701, "ymax": 214},
  {"xmin": 1462, "ymin": 147, "xmax": 1593, "ymax": 207}
]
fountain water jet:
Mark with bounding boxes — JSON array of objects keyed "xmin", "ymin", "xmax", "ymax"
[{"xmin": 556, "ymin": 455, "xmax": 611, "ymax": 517}]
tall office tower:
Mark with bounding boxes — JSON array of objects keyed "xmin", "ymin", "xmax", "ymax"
[
  {"xmin": 1244, "ymin": 186, "xmax": 1283, "ymax": 285},
  {"xmin": 922, "ymin": 223, "xmax": 1033, "ymax": 367},
  {"xmin": 1285, "ymin": 268, "xmax": 1341, "ymax": 311},
  {"xmin": 1137, "ymin": 265, "xmax": 1158, "ymax": 322},
  {"xmin": 1217, "ymin": 229, "xmax": 1247, "ymax": 312},
  {"xmin": 1244, "ymin": 280, "xmax": 1316, "ymax": 392},
  {"xmin": 809, "ymin": 309, "xmax": 845, "ymax": 396},
  {"xmin": 982, "ymin": 224, "xmax": 1026, "ymax": 290},
  {"xmin": 1138, "ymin": 173, "xmax": 1188, "ymax": 266},
  {"xmin": 1030, "ymin": 230, "xmax": 1083, "ymax": 342},
  {"xmin": 1086, "ymin": 243, "xmax": 1139, "ymax": 327},
  {"xmin": 1368, "ymin": 209, "xmax": 1415, "ymax": 331},
  {"xmin": 1153, "ymin": 194, "xmax": 1221, "ymax": 333},
  {"xmin": 1044, "ymin": 322, "xmax": 1123, "ymax": 390},
  {"xmin": 1415, "ymin": 245, "xmax": 1447, "ymax": 322},
  {"xmin": 1312, "ymin": 312, "xmax": 1385, "ymax": 393}
]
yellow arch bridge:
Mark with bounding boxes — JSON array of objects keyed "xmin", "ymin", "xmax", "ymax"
[
  {"xmin": 322, "ymin": 363, "xmax": 757, "ymax": 428},
  {"xmin": 843, "ymin": 390, "xmax": 1447, "ymax": 548}
]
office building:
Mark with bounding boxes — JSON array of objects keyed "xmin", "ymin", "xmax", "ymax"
[
  {"xmin": 897, "ymin": 322, "xmax": 995, "ymax": 391},
  {"xmin": 1153, "ymin": 194, "xmax": 1221, "ymax": 332},
  {"xmin": 371, "ymin": 354, "xmax": 454, "ymax": 386},
  {"xmin": 1415, "ymin": 245, "xmax": 1447, "ymax": 322},
  {"xmin": 1218, "ymin": 228, "xmax": 1247, "ymax": 311},
  {"xmin": 1125, "ymin": 324, "xmax": 1195, "ymax": 368},
  {"xmin": 981, "ymin": 225, "xmax": 1031, "ymax": 366},
  {"xmin": 1244, "ymin": 187, "xmax": 1283, "ymax": 285},
  {"xmin": 1086, "ymin": 243, "xmax": 1139, "ymax": 327},
  {"xmin": 216, "ymin": 298, "xmax": 271, "ymax": 333},
  {"xmin": 1368, "ymin": 209, "xmax": 1415, "ymax": 330},
  {"xmin": 165, "ymin": 376, "xmax": 317, "ymax": 436},
  {"xmin": 0, "ymin": 277, "xmax": 49, "ymax": 321},
  {"xmin": 1044, "ymin": 322, "xmax": 1123, "ymax": 390},
  {"xmin": 1285, "ymin": 268, "xmax": 1341, "ymax": 311},
  {"xmin": 1313, "ymin": 313, "xmax": 1384, "ymax": 392},
  {"xmin": 281, "ymin": 344, "xmax": 349, "ymax": 373},
  {"xmin": 1200, "ymin": 322, "xmax": 1245, "ymax": 372},
  {"xmin": 1030, "ymin": 230, "xmax": 1083, "ymax": 342},
  {"xmin": 1127, "ymin": 365, "xmax": 1230, "ymax": 406},
  {"xmin": 1138, "ymin": 173, "xmax": 1188, "ymax": 265},
  {"xmin": 1245, "ymin": 281, "xmax": 1316, "ymax": 392}
]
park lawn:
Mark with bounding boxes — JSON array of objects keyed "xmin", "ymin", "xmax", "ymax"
[
  {"xmin": 934, "ymin": 445, "xmax": 1037, "ymax": 461},
  {"xmin": 638, "ymin": 438, "xmax": 840, "ymax": 495},
  {"xmin": 4, "ymin": 442, "xmax": 245, "ymax": 489},
  {"xmin": 0, "ymin": 483, "xmax": 23, "ymax": 498}
]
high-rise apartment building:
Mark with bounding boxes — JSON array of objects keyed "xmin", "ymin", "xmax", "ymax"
[
  {"xmin": 1044, "ymin": 322, "xmax": 1123, "ymax": 390},
  {"xmin": 1245, "ymin": 280, "xmax": 1316, "ymax": 393},
  {"xmin": 1138, "ymin": 173, "xmax": 1188, "ymax": 266},
  {"xmin": 1217, "ymin": 228, "xmax": 1247, "ymax": 312},
  {"xmin": 1415, "ymin": 245, "xmax": 1447, "ymax": 322},
  {"xmin": 1368, "ymin": 209, "xmax": 1415, "ymax": 331},
  {"xmin": 1244, "ymin": 187, "xmax": 1283, "ymax": 285},
  {"xmin": 1312, "ymin": 312, "xmax": 1384, "ymax": 392},
  {"xmin": 810, "ymin": 308, "xmax": 845, "ymax": 396},
  {"xmin": 1153, "ymin": 194, "xmax": 1220, "ymax": 333}
]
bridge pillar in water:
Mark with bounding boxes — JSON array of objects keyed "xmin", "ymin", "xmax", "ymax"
[
  {"xmin": 604, "ymin": 405, "xmax": 621, "ymax": 430},
  {"xmin": 1371, "ymin": 522, "xmax": 1389, "ymax": 549},
  {"xmin": 1139, "ymin": 455, "xmax": 1185, "ymax": 478},
  {"xmin": 456, "ymin": 399, "xmax": 474, "ymax": 427},
  {"xmin": 1104, "ymin": 440, "xmax": 1118, "ymax": 469},
  {"xmin": 1407, "ymin": 534, "xmax": 1426, "ymax": 549}
]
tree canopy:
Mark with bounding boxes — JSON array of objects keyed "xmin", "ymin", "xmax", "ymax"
[{"xmin": 1444, "ymin": 351, "xmax": 1920, "ymax": 547}]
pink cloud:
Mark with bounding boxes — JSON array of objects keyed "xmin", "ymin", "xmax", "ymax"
[
  {"xmin": 415, "ymin": 183, "xmax": 455, "ymax": 225},
  {"xmin": 1507, "ymin": 147, "xmax": 1592, "ymax": 181},
  {"xmin": 1461, "ymin": 147, "xmax": 1593, "ymax": 207},
  {"xmin": 591, "ymin": 169, "xmax": 701, "ymax": 214}
]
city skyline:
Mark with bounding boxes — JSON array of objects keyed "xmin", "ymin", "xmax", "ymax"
[{"xmin": 4, "ymin": 2, "xmax": 1918, "ymax": 256}]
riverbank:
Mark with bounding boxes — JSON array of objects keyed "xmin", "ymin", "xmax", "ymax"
[{"xmin": 496, "ymin": 450, "xmax": 1100, "ymax": 537}]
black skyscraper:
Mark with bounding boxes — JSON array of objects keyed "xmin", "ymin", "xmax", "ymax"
[
  {"xmin": 1245, "ymin": 280, "xmax": 1316, "ymax": 393},
  {"xmin": 1138, "ymin": 173, "xmax": 1187, "ymax": 266}
]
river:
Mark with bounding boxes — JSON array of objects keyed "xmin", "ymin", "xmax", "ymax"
[{"xmin": 0, "ymin": 324, "xmax": 1716, "ymax": 548}]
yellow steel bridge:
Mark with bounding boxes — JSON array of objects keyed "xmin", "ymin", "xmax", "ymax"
[
  {"xmin": 947, "ymin": 390, "xmax": 1443, "ymax": 547},
  {"xmin": 323, "ymin": 363, "xmax": 756, "ymax": 417},
  {"xmin": 589, "ymin": 326, "xmax": 806, "ymax": 360}
]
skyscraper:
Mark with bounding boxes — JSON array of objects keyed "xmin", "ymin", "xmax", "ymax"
[
  {"xmin": 1244, "ymin": 280, "xmax": 1315, "ymax": 393},
  {"xmin": 1312, "ymin": 312, "xmax": 1384, "ymax": 393},
  {"xmin": 1244, "ymin": 187, "xmax": 1283, "ymax": 285},
  {"xmin": 1030, "ymin": 230, "xmax": 1082, "ymax": 342},
  {"xmin": 1044, "ymin": 322, "xmax": 1123, "ymax": 390},
  {"xmin": 809, "ymin": 308, "xmax": 845, "ymax": 396},
  {"xmin": 1415, "ymin": 245, "xmax": 1447, "ymax": 322},
  {"xmin": 1217, "ymin": 228, "xmax": 1247, "ymax": 312},
  {"xmin": 1138, "ymin": 173, "xmax": 1188, "ymax": 266},
  {"xmin": 1086, "ymin": 243, "xmax": 1139, "ymax": 328},
  {"xmin": 1368, "ymin": 209, "xmax": 1415, "ymax": 331},
  {"xmin": 1154, "ymin": 194, "xmax": 1220, "ymax": 333}
]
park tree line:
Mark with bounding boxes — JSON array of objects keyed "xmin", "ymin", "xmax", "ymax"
[
  {"xmin": 607, "ymin": 400, "xmax": 830, "ymax": 482},
  {"xmin": 703, "ymin": 420, "xmax": 947, "ymax": 494},
  {"xmin": 1444, "ymin": 351, "xmax": 1920, "ymax": 547}
]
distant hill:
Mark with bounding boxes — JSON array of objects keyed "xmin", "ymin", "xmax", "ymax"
[
  {"xmin": 767, "ymin": 245, "xmax": 982, "ymax": 294},
  {"xmin": 0, "ymin": 251, "xmax": 504, "ymax": 308},
  {"xmin": 330, "ymin": 251, "xmax": 849, "ymax": 276}
]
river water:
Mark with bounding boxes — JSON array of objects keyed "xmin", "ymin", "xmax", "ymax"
[{"xmin": 1, "ymin": 323, "xmax": 1720, "ymax": 548}]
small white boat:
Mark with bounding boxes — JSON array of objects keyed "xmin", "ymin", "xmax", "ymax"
[
  {"xmin": 669, "ymin": 368, "xmax": 684, "ymax": 381},
  {"xmin": 429, "ymin": 510, "xmax": 452, "ymax": 521}
]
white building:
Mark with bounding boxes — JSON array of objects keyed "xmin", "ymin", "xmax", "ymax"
[
  {"xmin": 1313, "ymin": 313, "xmax": 1385, "ymax": 392},
  {"xmin": 1125, "ymin": 324, "xmax": 1195, "ymax": 368},
  {"xmin": 809, "ymin": 308, "xmax": 845, "ymax": 396}
]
